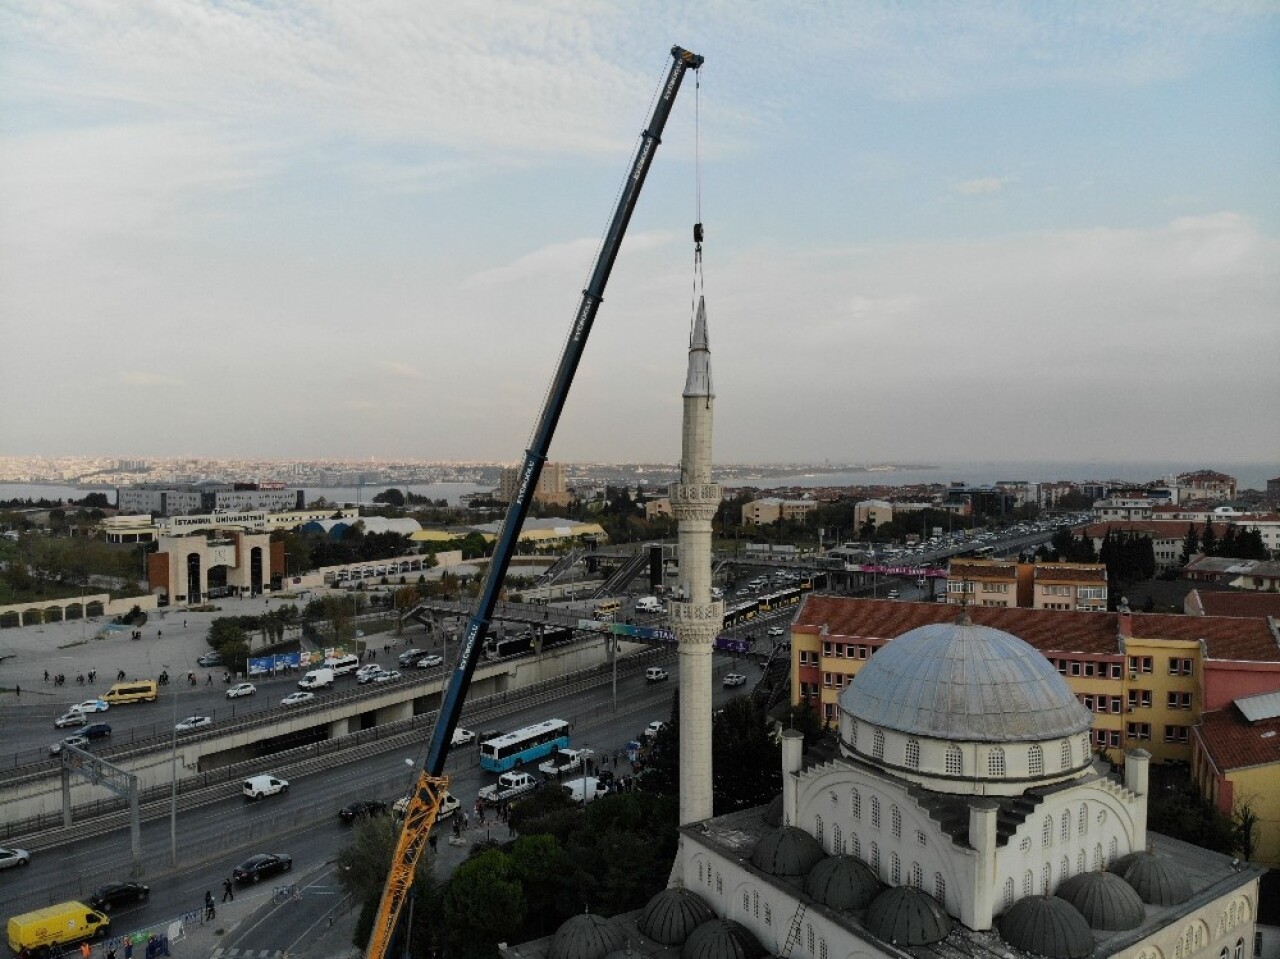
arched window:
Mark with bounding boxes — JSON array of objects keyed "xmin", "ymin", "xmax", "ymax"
[
  {"xmin": 851, "ymin": 788, "xmax": 861, "ymax": 820},
  {"xmin": 1061, "ymin": 856, "xmax": 1070, "ymax": 881},
  {"xmin": 892, "ymin": 805, "xmax": 902, "ymax": 838},
  {"xmin": 716, "ymin": 872, "xmax": 722, "ymax": 894},
  {"xmin": 1023, "ymin": 870, "xmax": 1034, "ymax": 897},
  {"xmin": 743, "ymin": 891, "xmax": 750, "ymax": 912},
  {"xmin": 910, "ymin": 862, "xmax": 922, "ymax": 889},
  {"xmin": 946, "ymin": 744, "xmax": 963, "ymax": 776},
  {"xmin": 819, "ymin": 940, "xmax": 828, "ymax": 959},
  {"xmin": 1004, "ymin": 877, "xmax": 1015, "ymax": 910},
  {"xmin": 989, "ymin": 747, "xmax": 1006, "ymax": 777},
  {"xmin": 1109, "ymin": 836, "xmax": 1118, "ymax": 865},
  {"xmin": 1043, "ymin": 815, "xmax": 1053, "ymax": 847},
  {"xmin": 1061, "ymin": 810, "xmax": 1071, "ymax": 842},
  {"xmin": 814, "ymin": 814, "xmax": 824, "ymax": 844},
  {"xmin": 806, "ymin": 924, "xmax": 814, "ymax": 955},
  {"xmin": 1219, "ymin": 949, "xmax": 1229, "ymax": 959},
  {"xmin": 1029, "ymin": 744, "xmax": 1044, "ymax": 776},
  {"xmin": 850, "ymin": 719, "xmax": 858, "ymax": 747},
  {"xmin": 753, "ymin": 891, "xmax": 759, "ymax": 918},
  {"xmin": 697, "ymin": 861, "xmax": 703, "ymax": 882},
  {"xmin": 851, "ymin": 833, "xmax": 861, "ymax": 860},
  {"xmin": 1042, "ymin": 862, "xmax": 1052, "ymax": 895},
  {"xmin": 1077, "ymin": 849, "xmax": 1086, "ymax": 875},
  {"xmin": 870, "ymin": 841, "xmax": 880, "ymax": 873},
  {"xmin": 1234, "ymin": 937, "xmax": 1245, "ymax": 959},
  {"xmin": 871, "ymin": 796, "xmax": 881, "ymax": 828},
  {"xmin": 1060, "ymin": 739, "xmax": 1073, "ymax": 769},
  {"xmin": 891, "ymin": 852, "xmax": 901, "ymax": 885},
  {"xmin": 764, "ymin": 903, "xmax": 771, "ymax": 926},
  {"xmin": 934, "ymin": 873, "xmax": 946, "ymax": 905},
  {"xmin": 905, "ymin": 739, "xmax": 921, "ymax": 769},
  {"xmin": 873, "ymin": 729, "xmax": 885, "ymax": 760},
  {"xmin": 833, "ymin": 824, "xmax": 843, "ymax": 855},
  {"xmin": 1079, "ymin": 803, "xmax": 1089, "ymax": 836},
  {"xmin": 1092, "ymin": 843, "xmax": 1103, "ymax": 871},
  {"xmin": 1079, "ymin": 734, "xmax": 1090, "ymax": 760}
]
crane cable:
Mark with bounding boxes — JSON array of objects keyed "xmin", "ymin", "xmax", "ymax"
[{"xmin": 691, "ymin": 66, "xmax": 704, "ymax": 334}]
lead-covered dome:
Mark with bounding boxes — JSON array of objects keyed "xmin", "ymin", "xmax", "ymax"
[
  {"xmin": 1055, "ymin": 872, "xmax": 1146, "ymax": 930},
  {"xmin": 865, "ymin": 887, "xmax": 952, "ymax": 945},
  {"xmin": 640, "ymin": 888, "xmax": 716, "ymax": 945},
  {"xmin": 840, "ymin": 619, "xmax": 1091, "ymax": 742},
  {"xmin": 681, "ymin": 920, "xmax": 766, "ymax": 959},
  {"xmin": 750, "ymin": 826, "xmax": 825, "ymax": 878},
  {"xmin": 998, "ymin": 896, "xmax": 1095, "ymax": 959},
  {"xmin": 804, "ymin": 856, "xmax": 883, "ymax": 910},
  {"xmin": 550, "ymin": 914, "xmax": 627, "ymax": 959}
]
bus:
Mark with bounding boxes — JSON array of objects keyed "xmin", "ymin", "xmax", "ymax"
[
  {"xmin": 593, "ymin": 598, "xmax": 622, "ymax": 621},
  {"xmin": 480, "ymin": 719, "xmax": 571, "ymax": 773},
  {"xmin": 483, "ymin": 625, "xmax": 576, "ymax": 661}
]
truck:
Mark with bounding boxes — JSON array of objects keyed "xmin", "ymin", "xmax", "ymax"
[
  {"xmin": 298, "ymin": 667, "xmax": 334, "ymax": 690},
  {"xmin": 635, "ymin": 596, "xmax": 663, "ymax": 614},
  {"xmin": 8, "ymin": 902, "xmax": 110, "ymax": 957},
  {"xmin": 477, "ymin": 771, "xmax": 539, "ymax": 806}
]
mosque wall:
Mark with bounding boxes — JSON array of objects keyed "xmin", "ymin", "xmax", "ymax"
[{"xmin": 1111, "ymin": 882, "xmax": 1258, "ymax": 959}]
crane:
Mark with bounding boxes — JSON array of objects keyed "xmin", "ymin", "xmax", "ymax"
[{"xmin": 363, "ymin": 44, "xmax": 704, "ymax": 959}]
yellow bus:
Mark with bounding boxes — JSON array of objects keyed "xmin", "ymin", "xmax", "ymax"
[
  {"xmin": 102, "ymin": 680, "xmax": 159, "ymax": 704},
  {"xmin": 593, "ymin": 598, "xmax": 622, "ymax": 622}
]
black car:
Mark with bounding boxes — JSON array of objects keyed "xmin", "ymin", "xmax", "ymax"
[
  {"xmin": 339, "ymin": 800, "xmax": 388, "ymax": 824},
  {"xmin": 233, "ymin": 853, "xmax": 292, "ymax": 884},
  {"xmin": 81, "ymin": 723, "xmax": 112, "ymax": 740},
  {"xmin": 88, "ymin": 881, "xmax": 150, "ymax": 912}
]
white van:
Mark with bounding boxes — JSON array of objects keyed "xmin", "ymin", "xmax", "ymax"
[
  {"xmin": 635, "ymin": 597, "xmax": 663, "ymax": 614},
  {"xmin": 645, "ymin": 666, "xmax": 669, "ymax": 682},
  {"xmin": 243, "ymin": 774, "xmax": 289, "ymax": 800},
  {"xmin": 324, "ymin": 654, "xmax": 360, "ymax": 676},
  {"xmin": 298, "ymin": 668, "xmax": 334, "ymax": 690}
]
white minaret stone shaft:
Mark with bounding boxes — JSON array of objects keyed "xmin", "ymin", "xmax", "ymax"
[{"xmin": 669, "ymin": 295, "xmax": 722, "ymax": 825}]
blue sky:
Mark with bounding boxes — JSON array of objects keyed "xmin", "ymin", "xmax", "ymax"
[{"xmin": 1, "ymin": 1, "xmax": 1277, "ymax": 465}]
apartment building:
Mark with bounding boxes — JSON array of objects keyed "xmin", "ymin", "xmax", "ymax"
[
  {"xmin": 789, "ymin": 597, "xmax": 1280, "ymax": 768},
  {"xmin": 945, "ymin": 559, "xmax": 1107, "ymax": 611},
  {"xmin": 1092, "ymin": 496, "xmax": 1158, "ymax": 521},
  {"xmin": 1079, "ymin": 520, "xmax": 1233, "ymax": 570},
  {"xmin": 1175, "ymin": 469, "xmax": 1238, "ymax": 502},
  {"xmin": 740, "ymin": 497, "xmax": 817, "ymax": 525},
  {"xmin": 496, "ymin": 461, "xmax": 572, "ymax": 507},
  {"xmin": 853, "ymin": 499, "xmax": 893, "ymax": 529}
]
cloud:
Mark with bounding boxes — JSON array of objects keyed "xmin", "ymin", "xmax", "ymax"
[
  {"xmin": 957, "ymin": 177, "xmax": 1005, "ymax": 195},
  {"xmin": 465, "ymin": 231, "xmax": 674, "ymax": 288},
  {"xmin": 119, "ymin": 371, "xmax": 183, "ymax": 388},
  {"xmin": 378, "ymin": 361, "xmax": 422, "ymax": 379}
]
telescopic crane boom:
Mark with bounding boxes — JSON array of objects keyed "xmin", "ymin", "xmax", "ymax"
[{"xmin": 364, "ymin": 45, "xmax": 704, "ymax": 959}]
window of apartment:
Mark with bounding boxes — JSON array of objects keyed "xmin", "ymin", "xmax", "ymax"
[
  {"xmin": 1082, "ymin": 694, "xmax": 1095, "ymax": 711},
  {"xmin": 1110, "ymin": 663, "xmax": 1124, "ymax": 679},
  {"xmin": 822, "ymin": 642, "xmax": 833, "ymax": 657},
  {"xmin": 948, "ymin": 581, "xmax": 974, "ymax": 593},
  {"xmin": 1127, "ymin": 689, "xmax": 1152, "ymax": 709},
  {"xmin": 1109, "ymin": 696, "xmax": 1123, "ymax": 713},
  {"xmin": 1094, "ymin": 729, "xmax": 1107, "ymax": 746},
  {"xmin": 1109, "ymin": 730, "xmax": 1121, "ymax": 748},
  {"xmin": 823, "ymin": 672, "xmax": 833, "ymax": 688},
  {"xmin": 1126, "ymin": 722, "xmax": 1151, "ymax": 741},
  {"xmin": 1168, "ymin": 658, "xmax": 1194, "ymax": 676},
  {"xmin": 1070, "ymin": 661, "xmax": 1082, "ymax": 676},
  {"xmin": 982, "ymin": 583, "xmax": 1008, "ymax": 593},
  {"xmin": 1128, "ymin": 656, "xmax": 1154, "ymax": 675},
  {"xmin": 1167, "ymin": 691, "xmax": 1192, "ymax": 710},
  {"xmin": 1055, "ymin": 659, "xmax": 1069, "ymax": 675},
  {"xmin": 1078, "ymin": 587, "xmax": 1104, "ymax": 599},
  {"xmin": 823, "ymin": 703, "xmax": 836, "ymax": 721},
  {"xmin": 1164, "ymin": 725, "xmax": 1190, "ymax": 744}
]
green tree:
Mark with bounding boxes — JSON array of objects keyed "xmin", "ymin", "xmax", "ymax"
[
  {"xmin": 1180, "ymin": 523, "xmax": 1199, "ymax": 564},
  {"xmin": 442, "ymin": 849, "xmax": 526, "ymax": 959},
  {"xmin": 508, "ymin": 835, "xmax": 572, "ymax": 937},
  {"xmin": 1201, "ymin": 518, "xmax": 1217, "ymax": 557},
  {"xmin": 712, "ymin": 696, "xmax": 782, "ymax": 814},
  {"xmin": 373, "ymin": 488, "xmax": 406, "ymax": 508}
]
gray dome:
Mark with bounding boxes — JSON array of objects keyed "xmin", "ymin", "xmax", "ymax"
[
  {"xmin": 839, "ymin": 620, "xmax": 1091, "ymax": 742},
  {"xmin": 762, "ymin": 793, "xmax": 784, "ymax": 827},
  {"xmin": 550, "ymin": 914, "xmax": 627, "ymax": 959},
  {"xmin": 1055, "ymin": 872, "xmax": 1146, "ymax": 930},
  {"xmin": 680, "ymin": 920, "xmax": 765, "ymax": 959},
  {"xmin": 1110, "ymin": 853, "xmax": 1192, "ymax": 905},
  {"xmin": 998, "ymin": 896, "xmax": 1095, "ymax": 959},
  {"xmin": 749, "ymin": 826, "xmax": 825, "ymax": 878},
  {"xmin": 804, "ymin": 855, "xmax": 883, "ymax": 910},
  {"xmin": 639, "ymin": 888, "xmax": 715, "ymax": 946},
  {"xmin": 865, "ymin": 887, "xmax": 952, "ymax": 945}
]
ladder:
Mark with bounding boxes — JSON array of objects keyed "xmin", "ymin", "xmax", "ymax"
[{"xmin": 779, "ymin": 902, "xmax": 807, "ymax": 959}]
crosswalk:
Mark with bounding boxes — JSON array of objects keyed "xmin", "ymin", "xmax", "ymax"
[{"xmin": 210, "ymin": 949, "xmax": 284, "ymax": 959}]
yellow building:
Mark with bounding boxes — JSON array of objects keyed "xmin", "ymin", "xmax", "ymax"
[{"xmin": 945, "ymin": 559, "xmax": 1107, "ymax": 610}]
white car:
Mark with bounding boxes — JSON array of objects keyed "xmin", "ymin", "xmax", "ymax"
[
  {"xmin": 723, "ymin": 673, "xmax": 747, "ymax": 687},
  {"xmin": 393, "ymin": 791, "xmax": 460, "ymax": 820},
  {"xmin": 538, "ymin": 748, "xmax": 588, "ymax": 777},
  {"xmin": 416, "ymin": 655, "xmax": 443, "ymax": 669},
  {"xmin": 767, "ymin": 626, "xmax": 785, "ymax": 637},
  {"xmin": 226, "ymin": 683, "xmax": 256, "ymax": 699},
  {"xmin": 0, "ymin": 846, "xmax": 31, "ymax": 869},
  {"xmin": 54, "ymin": 711, "xmax": 87, "ymax": 728},
  {"xmin": 49, "ymin": 735, "xmax": 89, "ymax": 756},
  {"xmin": 355, "ymin": 664, "xmax": 383, "ymax": 681},
  {"xmin": 643, "ymin": 720, "xmax": 667, "ymax": 740},
  {"xmin": 70, "ymin": 699, "xmax": 109, "ymax": 714},
  {"xmin": 175, "ymin": 715, "xmax": 213, "ymax": 733},
  {"xmin": 451, "ymin": 727, "xmax": 476, "ymax": 746},
  {"xmin": 242, "ymin": 774, "xmax": 289, "ymax": 800},
  {"xmin": 372, "ymin": 670, "xmax": 402, "ymax": 684},
  {"xmin": 281, "ymin": 691, "xmax": 315, "ymax": 707}
]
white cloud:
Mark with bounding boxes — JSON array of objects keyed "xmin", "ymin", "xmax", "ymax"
[
  {"xmin": 378, "ymin": 361, "xmax": 422, "ymax": 379},
  {"xmin": 957, "ymin": 177, "xmax": 1004, "ymax": 195}
]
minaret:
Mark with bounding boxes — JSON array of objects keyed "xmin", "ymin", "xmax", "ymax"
[{"xmin": 669, "ymin": 294, "xmax": 723, "ymax": 825}]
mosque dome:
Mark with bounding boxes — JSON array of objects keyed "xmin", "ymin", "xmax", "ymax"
[
  {"xmin": 549, "ymin": 914, "xmax": 627, "ymax": 959},
  {"xmin": 639, "ymin": 888, "xmax": 716, "ymax": 945},
  {"xmin": 997, "ymin": 896, "xmax": 1095, "ymax": 959},
  {"xmin": 865, "ymin": 887, "xmax": 952, "ymax": 945},
  {"xmin": 680, "ymin": 920, "xmax": 766, "ymax": 959},
  {"xmin": 762, "ymin": 793, "xmax": 785, "ymax": 828},
  {"xmin": 1110, "ymin": 852, "xmax": 1192, "ymax": 905},
  {"xmin": 749, "ymin": 826, "xmax": 826, "ymax": 878},
  {"xmin": 839, "ymin": 618, "xmax": 1091, "ymax": 742},
  {"xmin": 803, "ymin": 856, "xmax": 883, "ymax": 910},
  {"xmin": 1055, "ymin": 872, "xmax": 1146, "ymax": 930}
]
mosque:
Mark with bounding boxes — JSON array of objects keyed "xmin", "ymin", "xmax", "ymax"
[{"xmin": 499, "ymin": 295, "xmax": 1262, "ymax": 959}]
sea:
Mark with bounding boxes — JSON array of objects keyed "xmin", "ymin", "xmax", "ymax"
[{"xmin": 0, "ymin": 482, "xmax": 491, "ymax": 508}]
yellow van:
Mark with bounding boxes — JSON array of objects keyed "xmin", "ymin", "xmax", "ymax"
[
  {"xmin": 102, "ymin": 680, "xmax": 159, "ymax": 704},
  {"xmin": 8, "ymin": 901, "xmax": 110, "ymax": 956}
]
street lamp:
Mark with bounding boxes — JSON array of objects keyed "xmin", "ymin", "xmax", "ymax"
[{"xmin": 161, "ymin": 662, "xmax": 178, "ymax": 867}]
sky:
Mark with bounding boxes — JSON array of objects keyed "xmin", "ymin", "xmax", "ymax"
[{"xmin": 1, "ymin": 1, "xmax": 1278, "ymax": 466}]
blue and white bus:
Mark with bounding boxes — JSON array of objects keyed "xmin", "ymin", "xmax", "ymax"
[{"xmin": 480, "ymin": 719, "xmax": 571, "ymax": 773}]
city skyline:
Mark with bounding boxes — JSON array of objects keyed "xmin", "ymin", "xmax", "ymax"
[{"xmin": 2, "ymin": 2, "xmax": 1277, "ymax": 464}]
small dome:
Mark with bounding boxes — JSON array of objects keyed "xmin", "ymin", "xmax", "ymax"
[
  {"xmin": 865, "ymin": 887, "xmax": 952, "ymax": 946},
  {"xmin": 762, "ymin": 793, "xmax": 784, "ymax": 827},
  {"xmin": 681, "ymin": 920, "xmax": 766, "ymax": 959},
  {"xmin": 804, "ymin": 856, "xmax": 883, "ymax": 910},
  {"xmin": 550, "ymin": 914, "xmax": 627, "ymax": 959},
  {"xmin": 998, "ymin": 896, "xmax": 1094, "ymax": 959},
  {"xmin": 840, "ymin": 620, "xmax": 1091, "ymax": 742},
  {"xmin": 1111, "ymin": 853, "xmax": 1192, "ymax": 905},
  {"xmin": 639, "ymin": 888, "xmax": 715, "ymax": 945},
  {"xmin": 1055, "ymin": 872, "xmax": 1146, "ymax": 930},
  {"xmin": 750, "ymin": 826, "xmax": 825, "ymax": 878}
]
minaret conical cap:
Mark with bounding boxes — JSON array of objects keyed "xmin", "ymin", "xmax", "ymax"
[{"xmin": 683, "ymin": 296, "xmax": 714, "ymax": 399}]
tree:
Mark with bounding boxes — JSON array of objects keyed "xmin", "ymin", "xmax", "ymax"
[
  {"xmin": 373, "ymin": 488, "xmax": 406, "ymax": 508},
  {"xmin": 1200, "ymin": 518, "xmax": 1217, "ymax": 557},
  {"xmin": 1180, "ymin": 523, "xmax": 1199, "ymax": 565},
  {"xmin": 335, "ymin": 814, "xmax": 436, "ymax": 956},
  {"xmin": 712, "ymin": 696, "xmax": 782, "ymax": 814},
  {"xmin": 1234, "ymin": 801, "xmax": 1260, "ymax": 861},
  {"xmin": 442, "ymin": 849, "xmax": 527, "ymax": 959}
]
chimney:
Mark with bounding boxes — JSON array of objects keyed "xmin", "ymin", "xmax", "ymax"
[
  {"xmin": 781, "ymin": 729, "xmax": 804, "ymax": 827},
  {"xmin": 1125, "ymin": 747, "xmax": 1150, "ymax": 850},
  {"xmin": 967, "ymin": 800, "xmax": 1000, "ymax": 929},
  {"xmin": 1117, "ymin": 598, "xmax": 1132, "ymax": 640}
]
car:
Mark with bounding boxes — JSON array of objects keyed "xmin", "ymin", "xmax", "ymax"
[
  {"xmin": 357, "ymin": 667, "xmax": 385, "ymax": 685},
  {"xmin": 87, "ymin": 881, "xmax": 150, "ymax": 912},
  {"xmin": 766, "ymin": 626, "xmax": 785, "ymax": 637},
  {"xmin": 226, "ymin": 682, "xmax": 256, "ymax": 699},
  {"xmin": 0, "ymin": 846, "xmax": 31, "ymax": 869},
  {"xmin": 49, "ymin": 735, "xmax": 89, "ymax": 756},
  {"xmin": 81, "ymin": 722, "xmax": 112, "ymax": 740},
  {"xmin": 355, "ymin": 664, "xmax": 383, "ymax": 681},
  {"xmin": 338, "ymin": 799, "xmax": 388, "ymax": 823},
  {"xmin": 397, "ymin": 648, "xmax": 424, "ymax": 666},
  {"xmin": 175, "ymin": 715, "xmax": 213, "ymax": 733},
  {"xmin": 281, "ymin": 691, "xmax": 315, "ymax": 707},
  {"xmin": 723, "ymin": 673, "xmax": 747, "ymax": 687},
  {"xmin": 393, "ymin": 791, "xmax": 459, "ymax": 820},
  {"xmin": 451, "ymin": 727, "xmax": 476, "ymax": 747},
  {"xmin": 233, "ymin": 853, "xmax": 292, "ymax": 884},
  {"xmin": 69, "ymin": 699, "xmax": 109, "ymax": 714},
  {"xmin": 242, "ymin": 774, "xmax": 289, "ymax": 800},
  {"xmin": 645, "ymin": 667, "xmax": 669, "ymax": 682},
  {"xmin": 196, "ymin": 652, "xmax": 223, "ymax": 667},
  {"xmin": 372, "ymin": 669, "xmax": 402, "ymax": 684},
  {"xmin": 538, "ymin": 748, "xmax": 588, "ymax": 777},
  {"xmin": 54, "ymin": 711, "xmax": 87, "ymax": 729},
  {"xmin": 642, "ymin": 720, "xmax": 667, "ymax": 740},
  {"xmin": 416, "ymin": 655, "xmax": 443, "ymax": 669}
]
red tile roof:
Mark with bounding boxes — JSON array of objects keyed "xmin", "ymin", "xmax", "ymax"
[
  {"xmin": 1196, "ymin": 708, "xmax": 1280, "ymax": 772},
  {"xmin": 794, "ymin": 597, "xmax": 1280, "ymax": 661},
  {"xmin": 1034, "ymin": 565, "xmax": 1107, "ymax": 584},
  {"xmin": 1082, "ymin": 520, "xmax": 1233, "ymax": 540},
  {"xmin": 1190, "ymin": 591, "xmax": 1280, "ymax": 619},
  {"xmin": 948, "ymin": 561, "xmax": 1017, "ymax": 579}
]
